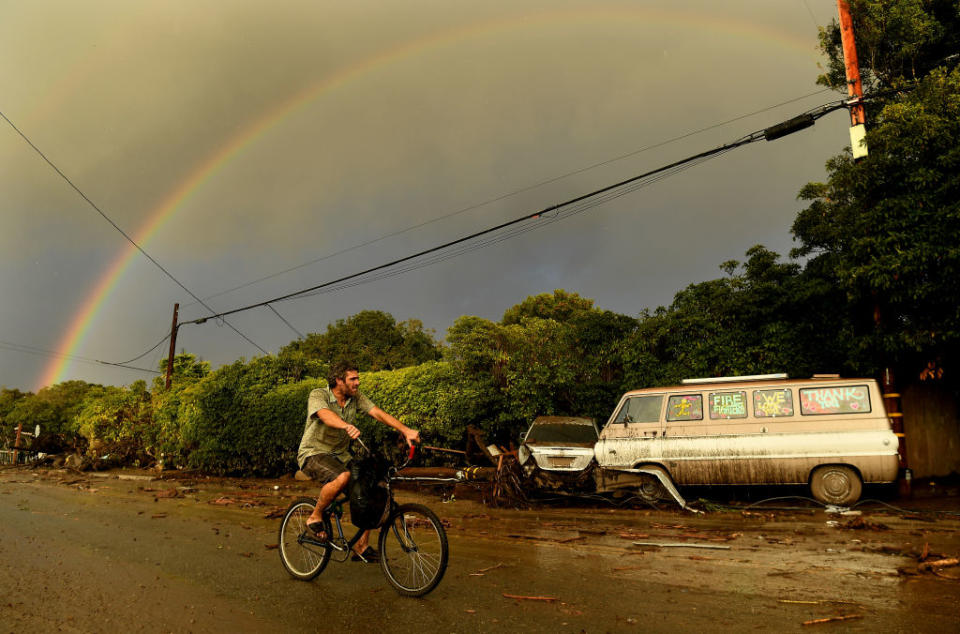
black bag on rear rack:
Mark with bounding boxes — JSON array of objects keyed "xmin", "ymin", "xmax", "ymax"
[{"xmin": 348, "ymin": 453, "xmax": 390, "ymax": 529}]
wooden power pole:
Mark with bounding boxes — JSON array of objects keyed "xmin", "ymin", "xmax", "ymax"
[
  {"xmin": 164, "ymin": 303, "xmax": 179, "ymax": 390},
  {"xmin": 837, "ymin": 0, "xmax": 868, "ymax": 160}
]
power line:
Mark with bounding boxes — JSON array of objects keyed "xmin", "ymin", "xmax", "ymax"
[
  {"xmin": 292, "ymin": 147, "xmax": 736, "ymax": 301},
  {"xmin": 266, "ymin": 304, "xmax": 303, "ymax": 339},
  {"xmin": 183, "ymin": 88, "xmax": 834, "ymax": 308},
  {"xmin": 100, "ymin": 331, "xmax": 172, "ymax": 366},
  {"xmin": 185, "ymin": 99, "xmax": 847, "ymax": 328},
  {"xmin": 0, "ymin": 339, "xmax": 160, "ymax": 375},
  {"xmin": 0, "ymin": 108, "xmax": 268, "ymax": 355}
]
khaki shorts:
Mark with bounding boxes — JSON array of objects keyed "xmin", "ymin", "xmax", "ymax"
[{"xmin": 301, "ymin": 453, "xmax": 349, "ymax": 485}]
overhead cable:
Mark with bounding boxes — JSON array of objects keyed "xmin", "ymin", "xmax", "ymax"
[
  {"xmin": 266, "ymin": 304, "xmax": 304, "ymax": 339},
  {"xmin": 0, "ymin": 108, "xmax": 268, "ymax": 355},
  {"xmin": 184, "ymin": 88, "xmax": 834, "ymax": 308},
  {"xmin": 184, "ymin": 99, "xmax": 848, "ymax": 327},
  {"xmin": 0, "ymin": 339, "xmax": 159, "ymax": 375}
]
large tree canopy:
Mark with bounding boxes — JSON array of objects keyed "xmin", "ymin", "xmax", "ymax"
[
  {"xmin": 280, "ymin": 310, "xmax": 442, "ymax": 372},
  {"xmin": 794, "ymin": 1, "xmax": 960, "ymax": 377},
  {"xmin": 816, "ymin": 0, "xmax": 959, "ymax": 93}
]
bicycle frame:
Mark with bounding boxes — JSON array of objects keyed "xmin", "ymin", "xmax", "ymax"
[
  {"xmin": 280, "ymin": 442, "xmax": 448, "ymax": 596},
  {"xmin": 297, "ymin": 443, "xmax": 416, "ymax": 559}
]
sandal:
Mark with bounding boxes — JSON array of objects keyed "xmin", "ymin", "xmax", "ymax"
[
  {"xmin": 351, "ymin": 546, "xmax": 379, "ymax": 563},
  {"xmin": 306, "ymin": 521, "xmax": 328, "ymax": 542}
]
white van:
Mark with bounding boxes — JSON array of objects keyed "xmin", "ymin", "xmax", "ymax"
[{"xmin": 595, "ymin": 374, "xmax": 900, "ymax": 505}]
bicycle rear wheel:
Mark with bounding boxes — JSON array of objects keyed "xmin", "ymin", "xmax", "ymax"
[
  {"xmin": 378, "ymin": 503, "xmax": 448, "ymax": 597},
  {"xmin": 279, "ymin": 497, "xmax": 331, "ymax": 581}
]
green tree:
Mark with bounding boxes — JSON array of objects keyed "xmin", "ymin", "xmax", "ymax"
[
  {"xmin": 622, "ymin": 246, "xmax": 854, "ymax": 387},
  {"xmin": 445, "ymin": 292, "xmax": 637, "ymax": 442},
  {"xmin": 6, "ymin": 380, "xmax": 99, "ymax": 440},
  {"xmin": 816, "ymin": 0, "xmax": 959, "ymax": 94},
  {"xmin": 1, "ymin": 387, "xmax": 30, "ymax": 441},
  {"xmin": 281, "ymin": 310, "xmax": 441, "ymax": 371},
  {"xmin": 794, "ymin": 5, "xmax": 960, "ymax": 377},
  {"xmin": 501, "ymin": 289, "xmax": 596, "ymax": 324},
  {"xmin": 74, "ymin": 381, "xmax": 153, "ymax": 464}
]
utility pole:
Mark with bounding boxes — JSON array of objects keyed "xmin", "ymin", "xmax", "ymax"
[
  {"xmin": 164, "ymin": 303, "xmax": 179, "ymax": 390},
  {"xmin": 837, "ymin": 0, "xmax": 868, "ymax": 160},
  {"xmin": 836, "ymin": 1, "xmax": 908, "ymax": 494},
  {"xmin": 13, "ymin": 422, "xmax": 22, "ymax": 464}
]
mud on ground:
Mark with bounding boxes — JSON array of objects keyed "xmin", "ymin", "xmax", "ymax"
[{"xmin": 1, "ymin": 466, "xmax": 958, "ymax": 633}]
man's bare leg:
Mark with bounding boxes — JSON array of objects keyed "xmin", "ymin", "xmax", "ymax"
[
  {"xmin": 306, "ymin": 471, "xmax": 349, "ymax": 535},
  {"xmin": 354, "ymin": 530, "xmax": 371, "ymax": 555}
]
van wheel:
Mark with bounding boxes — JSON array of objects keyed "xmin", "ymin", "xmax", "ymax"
[
  {"xmin": 810, "ymin": 466, "xmax": 862, "ymax": 506},
  {"xmin": 636, "ymin": 473, "xmax": 666, "ymax": 502}
]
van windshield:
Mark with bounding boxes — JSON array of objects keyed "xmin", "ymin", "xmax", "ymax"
[{"xmin": 613, "ymin": 395, "xmax": 663, "ymax": 424}]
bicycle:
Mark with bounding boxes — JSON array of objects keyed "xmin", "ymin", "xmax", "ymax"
[{"xmin": 278, "ymin": 443, "xmax": 449, "ymax": 597}]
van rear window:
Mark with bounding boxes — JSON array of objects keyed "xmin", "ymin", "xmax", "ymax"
[
  {"xmin": 709, "ymin": 391, "xmax": 747, "ymax": 419},
  {"xmin": 799, "ymin": 386, "xmax": 871, "ymax": 415},
  {"xmin": 667, "ymin": 394, "xmax": 703, "ymax": 421},
  {"xmin": 753, "ymin": 389, "xmax": 794, "ymax": 417},
  {"xmin": 613, "ymin": 395, "xmax": 663, "ymax": 423}
]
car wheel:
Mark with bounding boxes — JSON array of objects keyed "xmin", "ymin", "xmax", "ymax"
[{"xmin": 636, "ymin": 473, "xmax": 666, "ymax": 502}]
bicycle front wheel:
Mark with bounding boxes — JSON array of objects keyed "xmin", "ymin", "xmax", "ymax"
[
  {"xmin": 378, "ymin": 503, "xmax": 448, "ymax": 597},
  {"xmin": 279, "ymin": 497, "xmax": 331, "ymax": 581}
]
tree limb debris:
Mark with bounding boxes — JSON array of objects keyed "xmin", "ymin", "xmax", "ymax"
[
  {"xmin": 633, "ymin": 542, "xmax": 731, "ymax": 550},
  {"xmin": 470, "ymin": 563, "xmax": 505, "ymax": 576},
  {"xmin": 918, "ymin": 558, "xmax": 959, "ymax": 572},
  {"xmin": 502, "ymin": 593, "xmax": 558, "ymax": 602},
  {"xmin": 802, "ymin": 615, "xmax": 862, "ymax": 626}
]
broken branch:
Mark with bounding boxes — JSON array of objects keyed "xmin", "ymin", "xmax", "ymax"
[
  {"xmin": 502, "ymin": 593, "xmax": 558, "ymax": 602},
  {"xmin": 632, "ymin": 542, "xmax": 731, "ymax": 550},
  {"xmin": 918, "ymin": 558, "xmax": 959, "ymax": 572},
  {"xmin": 802, "ymin": 615, "xmax": 862, "ymax": 626}
]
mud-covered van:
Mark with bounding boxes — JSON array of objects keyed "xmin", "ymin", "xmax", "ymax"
[{"xmin": 595, "ymin": 374, "xmax": 900, "ymax": 505}]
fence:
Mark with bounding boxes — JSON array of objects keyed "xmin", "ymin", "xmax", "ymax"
[{"xmin": 0, "ymin": 449, "xmax": 38, "ymax": 465}]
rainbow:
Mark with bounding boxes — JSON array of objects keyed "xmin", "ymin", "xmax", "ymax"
[{"xmin": 37, "ymin": 7, "xmax": 821, "ymax": 390}]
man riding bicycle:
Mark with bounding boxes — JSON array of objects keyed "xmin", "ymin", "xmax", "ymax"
[{"xmin": 297, "ymin": 360, "xmax": 420, "ymax": 562}]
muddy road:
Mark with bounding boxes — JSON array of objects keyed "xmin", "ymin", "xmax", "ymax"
[{"xmin": 1, "ymin": 468, "xmax": 958, "ymax": 633}]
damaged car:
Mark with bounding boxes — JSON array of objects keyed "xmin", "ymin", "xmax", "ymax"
[{"xmin": 517, "ymin": 416, "xmax": 598, "ymax": 491}]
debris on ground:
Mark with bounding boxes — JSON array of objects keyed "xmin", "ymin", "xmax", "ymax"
[
  {"xmin": 502, "ymin": 593, "xmax": 558, "ymax": 602},
  {"xmin": 918, "ymin": 557, "xmax": 959, "ymax": 572},
  {"xmin": 802, "ymin": 614, "xmax": 863, "ymax": 626},
  {"xmin": 839, "ymin": 516, "xmax": 889, "ymax": 531},
  {"xmin": 632, "ymin": 542, "xmax": 732, "ymax": 550}
]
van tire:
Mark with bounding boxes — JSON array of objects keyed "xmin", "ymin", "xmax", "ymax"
[{"xmin": 810, "ymin": 465, "xmax": 862, "ymax": 506}]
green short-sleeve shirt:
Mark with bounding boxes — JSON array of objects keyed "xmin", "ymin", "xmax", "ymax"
[{"xmin": 297, "ymin": 385, "xmax": 376, "ymax": 468}]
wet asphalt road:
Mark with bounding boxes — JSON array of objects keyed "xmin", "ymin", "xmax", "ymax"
[{"xmin": 1, "ymin": 469, "xmax": 958, "ymax": 633}]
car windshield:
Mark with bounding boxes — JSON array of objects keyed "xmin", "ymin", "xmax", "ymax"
[{"xmin": 525, "ymin": 422, "xmax": 597, "ymax": 444}]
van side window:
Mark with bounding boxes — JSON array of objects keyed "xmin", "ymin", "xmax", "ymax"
[
  {"xmin": 709, "ymin": 391, "xmax": 747, "ymax": 419},
  {"xmin": 753, "ymin": 389, "xmax": 794, "ymax": 417},
  {"xmin": 613, "ymin": 395, "xmax": 663, "ymax": 423},
  {"xmin": 666, "ymin": 394, "xmax": 703, "ymax": 421},
  {"xmin": 799, "ymin": 385, "xmax": 871, "ymax": 415}
]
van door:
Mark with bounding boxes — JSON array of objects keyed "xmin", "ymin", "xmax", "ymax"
[{"xmin": 597, "ymin": 394, "xmax": 664, "ymax": 469}]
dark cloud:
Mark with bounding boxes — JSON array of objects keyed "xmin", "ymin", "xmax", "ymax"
[{"xmin": 1, "ymin": 0, "xmax": 845, "ymax": 390}]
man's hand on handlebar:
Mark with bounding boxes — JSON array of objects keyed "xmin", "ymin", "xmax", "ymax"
[{"xmin": 402, "ymin": 427, "xmax": 420, "ymax": 447}]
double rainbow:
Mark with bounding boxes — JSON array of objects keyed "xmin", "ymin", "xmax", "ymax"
[{"xmin": 37, "ymin": 7, "xmax": 819, "ymax": 390}]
